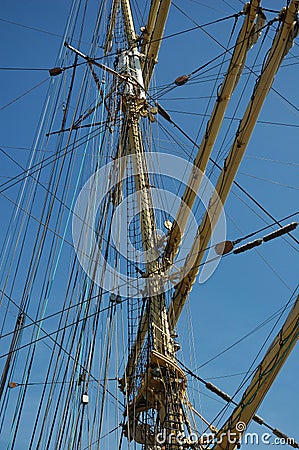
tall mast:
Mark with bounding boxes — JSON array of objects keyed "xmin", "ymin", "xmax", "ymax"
[
  {"xmin": 120, "ymin": 0, "xmax": 172, "ymax": 377},
  {"xmin": 118, "ymin": 1, "xmax": 190, "ymax": 446},
  {"xmin": 119, "ymin": 0, "xmax": 172, "ymax": 356},
  {"xmin": 124, "ymin": 0, "xmax": 262, "ymax": 391}
]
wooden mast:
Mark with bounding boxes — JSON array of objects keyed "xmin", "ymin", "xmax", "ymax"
[
  {"xmin": 124, "ymin": 0, "xmax": 262, "ymax": 385},
  {"xmin": 119, "ymin": 1, "xmax": 188, "ymax": 446}
]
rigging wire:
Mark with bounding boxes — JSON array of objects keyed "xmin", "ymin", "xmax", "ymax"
[
  {"xmin": 6, "ymin": 378, "xmax": 119, "ymax": 387},
  {"xmin": 0, "ymin": 105, "xmax": 128, "ymax": 440},
  {"xmin": 0, "ymin": 7, "xmax": 123, "ymax": 446},
  {"xmin": 81, "ymin": 425, "xmax": 120, "ymax": 450},
  {"xmin": 0, "ymin": 290, "xmax": 128, "ymax": 414},
  {"xmin": 246, "ymin": 154, "xmax": 299, "ymax": 165},
  {"xmin": 0, "ymin": 127, "xmax": 106, "ymax": 193},
  {"xmin": 0, "ymin": 67, "xmax": 51, "ymax": 72},
  {"xmin": 0, "ymin": 78, "xmax": 49, "ymax": 111},
  {"xmin": 0, "ymin": 290, "xmax": 124, "ymax": 401},
  {"xmin": 0, "ymin": 17, "xmax": 74, "ymax": 40},
  {"xmin": 156, "ymin": 115, "xmax": 299, "ymax": 247},
  {"xmin": 195, "ymin": 288, "xmax": 298, "ymax": 371},
  {"xmin": 238, "ymin": 171, "xmax": 299, "ymax": 191},
  {"xmin": 147, "ymin": 11, "xmax": 243, "ymax": 45},
  {"xmin": 165, "ymin": 108, "xmax": 299, "ymax": 128},
  {"xmin": 203, "ymin": 284, "xmax": 299, "ymax": 437},
  {"xmin": 1, "ymin": 209, "xmax": 297, "ymax": 348}
]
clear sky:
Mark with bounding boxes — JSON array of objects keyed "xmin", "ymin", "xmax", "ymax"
[{"xmin": 0, "ymin": 1, "xmax": 298, "ymax": 449}]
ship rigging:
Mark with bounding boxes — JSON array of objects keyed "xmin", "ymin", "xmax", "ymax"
[{"xmin": 0, "ymin": 1, "xmax": 298, "ymax": 449}]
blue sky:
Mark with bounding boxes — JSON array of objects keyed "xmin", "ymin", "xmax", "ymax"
[{"xmin": 0, "ymin": 1, "xmax": 298, "ymax": 449}]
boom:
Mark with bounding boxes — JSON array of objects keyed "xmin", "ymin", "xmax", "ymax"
[
  {"xmin": 168, "ymin": 0, "xmax": 299, "ymax": 330},
  {"xmin": 212, "ymin": 294, "xmax": 299, "ymax": 450},
  {"xmin": 163, "ymin": 0, "xmax": 262, "ymax": 268},
  {"xmin": 140, "ymin": 0, "xmax": 172, "ymax": 90}
]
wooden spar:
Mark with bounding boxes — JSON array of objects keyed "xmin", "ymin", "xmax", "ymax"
[
  {"xmin": 211, "ymin": 294, "xmax": 299, "ymax": 450},
  {"xmin": 111, "ymin": 0, "xmax": 172, "ymax": 210},
  {"xmin": 163, "ymin": 0, "xmax": 261, "ymax": 268},
  {"xmin": 104, "ymin": 0, "xmax": 121, "ymax": 55},
  {"xmin": 140, "ymin": 0, "xmax": 172, "ymax": 91},
  {"xmin": 64, "ymin": 42, "xmax": 128, "ymax": 82},
  {"xmin": 168, "ymin": 0, "xmax": 299, "ymax": 331},
  {"xmin": 119, "ymin": 0, "xmax": 157, "ymax": 259},
  {"xmin": 120, "ymin": 0, "xmax": 137, "ymax": 47}
]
